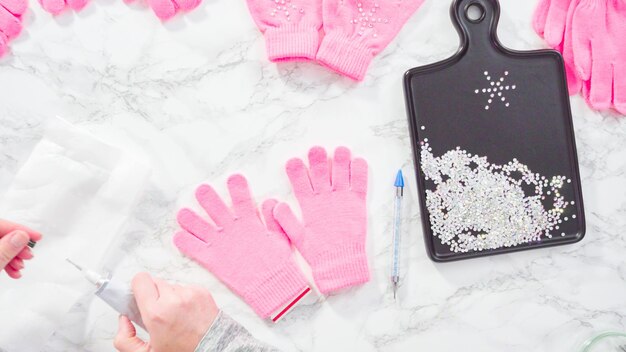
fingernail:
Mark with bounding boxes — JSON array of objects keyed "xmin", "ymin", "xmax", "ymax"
[{"xmin": 10, "ymin": 231, "xmax": 28, "ymax": 249}]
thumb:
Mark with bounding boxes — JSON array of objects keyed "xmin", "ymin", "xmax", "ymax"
[
  {"xmin": 273, "ymin": 203, "xmax": 306, "ymax": 247},
  {"xmin": 0, "ymin": 230, "xmax": 28, "ymax": 270},
  {"xmin": 114, "ymin": 315, "xmax": 149, "ymax": 352}
]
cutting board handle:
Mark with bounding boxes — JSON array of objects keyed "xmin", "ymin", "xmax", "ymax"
[{"xmin": 450, "ymin": 0, "xmax": 502, "ymax": 57}]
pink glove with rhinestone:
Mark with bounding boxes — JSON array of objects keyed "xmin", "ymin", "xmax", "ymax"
[
  {"xmin": 273, "ymin": 147, "xmax": 370, "ymax": 294},
  {"xmin": 245, "ymin": 0, "xmax": 322, "ymax": 62},
  {"xmin": 39, "ymin": 0, "xmax": 87, "ymax": 15},
  {"xmin": 173, "ymin": 174, "xmax": 308, "ymax": 319},
  {"xmin": 572, "ymin": 0, "xmax": 626, "ymax": 113},
  {"xmin": 124, "ymin": 0, "xmax": 200, "ymax": 21},
  {"xmin": 533, "ymin": 0, "xmax": 582, "ymax": 95},
  {"xmin": 316, "ymin": 0, "xmax": 424, "ymax": 81},
  {"xmin": 0, "ymin": 0, "xmax": 25, "ymax": 57}
]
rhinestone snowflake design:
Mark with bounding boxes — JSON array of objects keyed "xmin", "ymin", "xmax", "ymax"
[
  {"xmin": 269, "ymin": 0, "xmax": 305, "ymax": 20},
  {"xmin": 346, "ymin": 2, "xmax": 389, "ymax": 38},
  {"xmin": 474, "ymin": 70, "xmax": 517, "ymax": 110},
  {"xmin": 419, "ymin": 130, "xmax": 575, "ymax": 253}
]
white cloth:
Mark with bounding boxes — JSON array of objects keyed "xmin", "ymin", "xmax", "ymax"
[{"xmin": 0, "ymin": 117, "xmax": 149, "ymax": 352}]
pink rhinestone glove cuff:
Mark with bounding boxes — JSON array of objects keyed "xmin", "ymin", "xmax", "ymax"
[
  {"xmin": 264, "ymin": 25, "xmax": 321, "ymax": 62},
  {"xmin": 316, "ymin": 32, "xmax": 374, "ymax": 81},
  {"xmin": 308, "ymin": 243, "xmax": 369, "ymax": 294}
]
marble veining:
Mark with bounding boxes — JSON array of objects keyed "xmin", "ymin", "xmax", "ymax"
[{"xmin": 0, "ymin": 0, "xmax": 625, "ymax": 351}]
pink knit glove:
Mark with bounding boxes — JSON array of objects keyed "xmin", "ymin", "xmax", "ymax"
[
  {"xmin": 572, "ymin": 0, "xmax": 626, "ymax": 112},
  {"xmin": 0, "ymin": 0, "xmax": 25, "ymax": 57},
  {"xmin": 123, "ymin": 0, "xmax": 200, "ymax": 21},
  {"xmin": 274, "ymin": 147, "xmax": 369, "ymax": 294},
  {"xmin": 173, "ymin": 174, "xmax": 308, "ymax": 319},
  {"xmin": 39, "ymin": 0, "xmax": 87, "ymax": 15},
  {"xmin": 533, "ymin": 0, "xmax": 571, "ymax": 47},
  {"xmin": 316, "ymin": 0, "xmax": 424, "ymax": 81},
  {"xmin": 533, "ymin": 0, "xmax": 582, "ymax": 95},
  {"xmin": 245, "ymin": 0, "xmax": 322, "ymax": 62}
]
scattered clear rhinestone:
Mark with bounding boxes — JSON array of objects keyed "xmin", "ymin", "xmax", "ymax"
[
  {"xmin": 349, "ymin": 2, "xmax": 388, "ymax": 38},
  {"xmin": 268, "ymin": 0, "xmax": 304, "ymax": 19},
  {"xmin": 420, "ymin": 137, "xmax": 574, "ymax": 253}
]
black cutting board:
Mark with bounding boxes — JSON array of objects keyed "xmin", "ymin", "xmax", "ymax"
[{"xmin": 403, "ymin": 0, "xmax": 585, "ymax": 262}]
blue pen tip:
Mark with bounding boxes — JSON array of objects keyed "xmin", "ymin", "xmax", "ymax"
[{"xmin": 394, "ymin": 170, "xmax": 404, "ymax": 188}]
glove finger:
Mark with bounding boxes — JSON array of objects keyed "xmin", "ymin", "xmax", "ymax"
[
  {"xmin": 581, "ymin": 79, "xmax": 590, "ymax": 101},
  {"xmin": 39, "ymin": 0, "xmax": 66, "ymax": 15},
  {"xmin": 261, "ymin": 199, "xmax": 283, "ymax": 234},
  {"xmin": 148, "ymin": 0, "xmax": 176, "ymax": 21},
  {"xmin": 613, "ymin": 61, "xmax": 626, "ymax": 114},
  {"xmin": 571, "ymin": 3, "xmax": 592, "ymax": 80},
  {"xmin": 564, "ymin": 61, "xmax": 582, "ymax": 96},
  {"xmin": 308, "ymin": 146, "xmax": 331, "ymax": 193},
  {"xmin": 562, "ymin": 0, "xmax": 582, "ymax": 95},
  {"xmin": 350, "ymin": 157, "xmax": 368, "ymax": 196},
  {"xmin": 0, "ymin": 0, "xmax": 27, "ymax": 16},
  {"xmin": 332, "ymin": 147, "xmax": 351, "ymax": 191},
  {"xmin": 286, "ymin": 158, "xmax": 314, "ymax": 200},
  {"xmin": 173, "ymin": 230, "xmax": 215, "ymax": 265},
  {"xmin": 177, "ymin": 208, "xmax": 217, "ymax": 243},
  {"xmin": 0, "ymin": 5, "xmax": 21, "ymax": 39},
  {"xmin": 66, "ymin": 0, "xmax": 87, "ymax": 11},
  {"xmin": 544, "ymin": 0, "xmax": 569, "ymax": 47},
  {"xmin": 227, "ymin": 174, "xmax": 257, "ymax": 218},
  {"xmin": 587, "ymin": 56, "xmax": 612, "ymax": 110},
  {"xmin": 172, "ymin": 0, "xmax": 199, "ymax": 11},
  {"xmin": 196, "ymin": 184, "xmax": 233, "ymax": 227},
  {"xmin": 273, "ymin": 203, "xmax": 306, "ymax": 247},
  {"xmin": 533, "ymin": 0, "xmax": 550, "ymax": 38}
]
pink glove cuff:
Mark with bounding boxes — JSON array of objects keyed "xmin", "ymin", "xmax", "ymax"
[
  {"xmin": 244, "ymin": 259, "xmax": 309, "ymax": 318},
  {"xmin": 264, "ymin": 25, "xmax": 320, "ymax": 62},
  {"xmin": 310, "ymin": 243, "xmax": 370, "ymax": 294},
  {"xmin": 316, "ymin": 32, "xmax": 373, "ymax": 81}
]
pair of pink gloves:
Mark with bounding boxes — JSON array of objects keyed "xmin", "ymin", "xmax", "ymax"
[
  {"xmin": 246, "ymin": 0, "xmax": 425, "ymax": 81},
  {"xmin": 0, "ymin": 0, "xmax": 198, "ymax": 58},
  {"xmin": 174, "ymin": 147, "xmax": 370, "ymax": 319},
  {"xmin": 534, "ymin": 0, "xmax": 626, "ymax": 114}
]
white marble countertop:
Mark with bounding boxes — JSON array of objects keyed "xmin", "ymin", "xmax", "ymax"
[{"xmin": 1, "ymin": 0, "xmax": 626, "ymax": 351}]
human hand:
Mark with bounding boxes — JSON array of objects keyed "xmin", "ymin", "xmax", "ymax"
[
  {"xmin": 0, "ymin": 219, "xmax": 42, "ymax": 279},
  {"xmin": 114, "ymin": 272, "xmax": 219, "ymax": 352}
]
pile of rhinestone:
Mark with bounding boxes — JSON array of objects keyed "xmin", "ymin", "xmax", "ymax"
[{"xmin": 420, "ymin": 135, "xmax": 574, "ymax": 253}]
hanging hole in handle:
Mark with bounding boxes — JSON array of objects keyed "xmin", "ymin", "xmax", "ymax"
[{"xmin": 465, "ymin": 2, "xmax": 485, "ymax": 23}]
